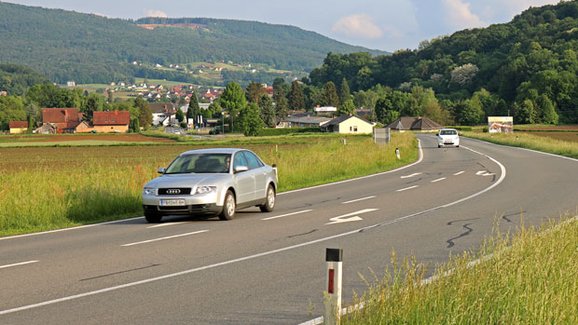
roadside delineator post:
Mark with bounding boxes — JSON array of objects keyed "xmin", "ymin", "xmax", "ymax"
[
  {"xmin": 395, "ymin": 147, "xmax": 401, "ymax": 160},
  {"xmin": 325, "ymin": 248, "xmax": 343, "ymax": 325}
]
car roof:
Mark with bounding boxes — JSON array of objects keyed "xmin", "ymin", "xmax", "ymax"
[
  {"xmin": 178, "ymin": 148, "xmax": 247, "ymax": 156},
  {"xmin": 440, "ymin": 128, "xmax": 458, "ymax": 131}
]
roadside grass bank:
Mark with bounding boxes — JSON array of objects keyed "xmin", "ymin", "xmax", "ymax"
[
  {"xmin": 0, "ymin": 133, "xmax": 417, "ymax": 237},
  {"xmin": 461, "ymin": 130, "xmax": 578, "ymax": 159},
  {"xmin": 341, "ymin": 216, "xmax": 578, "ymax": 324}
]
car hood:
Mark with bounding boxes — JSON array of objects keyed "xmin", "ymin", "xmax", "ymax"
[{"xmin": 144, "ymin": 173, "xmax": 229, "ymax": 188}]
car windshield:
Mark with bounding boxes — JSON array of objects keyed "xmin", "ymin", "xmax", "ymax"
[
  {"xmin": 164, "ymin": 153, "xmax": 232, "ymax": 174},
  {"xmin": 440, "ymin": 130, "xmax": 457, "ymax": 135}
]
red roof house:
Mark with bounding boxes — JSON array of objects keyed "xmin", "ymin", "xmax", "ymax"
[
  {"xmin": 92, "ymin": 111, "xmax": 131, "ymax": 133},
  {"xmin": 41, "ymin": 108, "xmax": 82, "ymax": 133},
  {"xmin": 9, "ymin": 121, "xmax": 29, "ymax": 134}
]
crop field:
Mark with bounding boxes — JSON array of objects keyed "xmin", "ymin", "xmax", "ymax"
[
  {"xmin": 0, "ymin": 133, "xmax": 417, "ymax": 236},
  {"xmin": 0, "ymin": 133, "xmax": 174, "ymax": 147}
]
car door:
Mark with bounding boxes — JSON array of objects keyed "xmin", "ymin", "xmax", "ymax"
[
  {"xmin": 232, "ymin": 152, "xmax": 255, "ymax": 204},
  {"xmin": 242, "ymin": 151, "xmax": 267, "ymax": 200}
]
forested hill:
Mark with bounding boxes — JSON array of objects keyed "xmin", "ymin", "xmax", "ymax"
[
  {"xmin": 0, "ymin": 2, "xmax": 385, "ymax": 84},
  {"xmin": 310, "ymin": 1, "xmax": 578, "ymax": 124}
]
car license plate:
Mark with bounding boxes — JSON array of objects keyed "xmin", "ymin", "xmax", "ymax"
[{"xmin": 160, "ymin": 199, "xmax": 186, "ymax": 206}]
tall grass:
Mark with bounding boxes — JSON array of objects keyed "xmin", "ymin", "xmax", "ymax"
[
  {"xmin": 462, "ymin": 131, "xmax": 578, "ymax": 159},
  {"xmin": 0, "ymin": 133, "xmax": 417, "ymax": 236},
  {"xmin": 342, "ymin": 217, "xmax": 578, "ymax": 324}
]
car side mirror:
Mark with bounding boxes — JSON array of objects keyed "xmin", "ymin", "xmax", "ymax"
[
  {"xmin": 234, "ymin": 165, "xmax": 249, "ymax": 173},
  {"xmin": 435, "ymin": 133, "xmax": 439, "ymax": 136},
  {"xmin": 157, "ymin": 167, "xmax": 166, "ymax": 174}
]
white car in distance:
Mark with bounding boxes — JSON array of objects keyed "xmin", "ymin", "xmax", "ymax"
[{"xmin": 437, "ymin": 128, "xmax": 460, "ymax": 148}]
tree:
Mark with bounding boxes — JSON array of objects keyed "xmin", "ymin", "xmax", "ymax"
[
  {"xmin": 457, "ymin": 98, "xmax": 484, "ymax": 125},
  {"xmin": 218, "ymin": 82, "xmax": 247, "ymax": 132},
  {"xmin": 339, "ymin": 78, "xmax": 351, "ymax": 106},
  {"xmin": 246, "ymin": 82, "xmax": 267, "ymax": 104},
  {"xmin": 321, "ymin": 81, "xmax": 340, "ymax": 108},
  {"xmin": 187, "ymin": 91, "xmax": 201, "ymax": 126},
  {"xmin": 288, "ymin": 80, "xmax": 305, "ymax": 110},
  {"xmin": 239, "ymin": 103, "xmax": 264, "ymax": 136},
  {"xmin": 175, "ymin": 107, "xmax": 185, "ymax": 124},
  {"xmin": 259, "ymin": 94, "xmax": 276, "ymax": 127},
  {"xmin": 0, "ymin": 95, "xmax": 26, "ymax": 130},
  {"xmin": 536, "ymin": 94, "xmax": 558, "ymax": 124},
  {"xmin": 134, "ymin": 96, "xmax": 152, "ymax": 130}
]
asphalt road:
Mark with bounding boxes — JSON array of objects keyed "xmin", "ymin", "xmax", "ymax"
[{"xmin": 1, "ymin": 134, "xmax": 577, "ymax": 324}]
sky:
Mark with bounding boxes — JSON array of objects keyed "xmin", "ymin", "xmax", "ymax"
[{"xmin": 5, "ymin": 0, "xmax": 562, "ymax": 52}]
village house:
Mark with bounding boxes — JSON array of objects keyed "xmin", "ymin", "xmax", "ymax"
[
  {"xmin": 39, "ymin": 108, "xmax": 83, "ymax": 133},
  {"xmin": 9, "ymin": 121, "xmax": 29, "ymax": 134},
  {"xmin": 321, "ymin": 115, "xmax": 375, "ymax": 134},
  {"xmin": 148, "ymin": 103, "xmax": 177, "ymax": 126},
  {"xmin": 92, "ymin": 110, "xmax": 131, "ymax": 133}
]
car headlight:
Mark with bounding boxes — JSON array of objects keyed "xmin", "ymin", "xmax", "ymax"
[
  {"xmin": 194, "ymin": 185, "xmax": 217, "ymax": 195},
  {"xmin": 143, "ymin": 187, "xmax": 157, "ymax": 196}
]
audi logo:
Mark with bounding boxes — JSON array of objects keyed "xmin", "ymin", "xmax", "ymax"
[{"xmin": 166, "ymin": 189, "xmax": 181, "ymax": 194}]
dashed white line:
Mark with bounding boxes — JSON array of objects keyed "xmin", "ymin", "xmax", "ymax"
[
  {"xmin": 261, "ymin": 209, "xmax": 313, "ymax": 221},
  {"xmin": 147, "ymin": 222, "xmax": 182, "ymax": 228},
  {"xmin": 396, "ymin": 185, "xmax": 419, "ymax": 192},
  {"xmin": 0, "ymin": 260, "xmax": 39, "ymax": 270},
  {"xmin": 401, "ymin": 172, "xmax": 422, "ymax": 179},
  {"xmin": 431, "ymin": 177, "xmax": 446, "ymax": 183},
  {"xmin": 121, "ymin": 230, "xmax": 208, "ymax": 247},
  {"xmin": 454, "ymin": 171, "xmax": 465, "ymax": 176},
  {"xmin": 342, "ymin": 196, "xmax": 376, "ymax": 204}
]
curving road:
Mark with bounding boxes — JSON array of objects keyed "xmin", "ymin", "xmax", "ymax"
[{"xmin": 1, "ymin": 134, "xmax": 577, "ymax": 324}]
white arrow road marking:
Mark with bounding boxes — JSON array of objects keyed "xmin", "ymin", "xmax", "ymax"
[
  {"xmin": 431, "ymin": 177, "xmax": 446, "ymax": 183},
  {"xmin": 401, "ymin": 172, "xmax": 422, "ymax": 179},
  {"xmin": 326, "ymin": 208, "xmax": 378, "ymax": 225},
  {"xmin": 396, "ymin": 185, "xmax": 419, "ymax": 192},
  {"xmin": 0, "ymin": 260, "xmax": 39, "ymax": 270},
  {"xmin": 342, "ymin": 196, "xmax": 375, "ymax": 204},
  {"xmin": 476, "ymin": 170, "xmax": 495, "ymax": 176},
  {"xmin": 122, "ymin": 230, "xmax": 208, "ymax": 247},
  {"xmin": 262, "ymin": 209, "xmax": 313, "ymax": 221}
]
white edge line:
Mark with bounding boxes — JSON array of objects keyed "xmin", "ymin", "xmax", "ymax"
[
  {"xmin": 0, "ymin": 141, "xmax": 425, "ymax": 241},
  {"xmin": 261, "ymin": 209, "xmax": 313, "ymax": 221},
  {"xmin": 121, "ymin": 230, "xmax": 208, "ymax": 247},
  {"xmin": 342, "ymin": 196, "xmax": 376, "ymax": 204},
  {"xmin": 0, "ymin": 260, "xmax": 39, "ymax": 270}
]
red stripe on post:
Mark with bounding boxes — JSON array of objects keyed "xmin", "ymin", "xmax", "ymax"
[{"xmin": 328, "ymin": 268, "xmax": 335, "ymax": 294}]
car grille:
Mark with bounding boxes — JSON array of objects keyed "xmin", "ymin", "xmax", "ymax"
[{"xmin": 158, "ymin": 188, "xmax": 192, "ymax": 195}]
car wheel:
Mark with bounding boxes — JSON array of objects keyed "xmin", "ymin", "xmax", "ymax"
[
  {"xmin": 259, "ymin": 184, "xmax": 276, "ymax": 212},
  {"xmin": 219, "ymin": 190, "xmax": 236, "ymax": 220},
  {"xmin": 145, "ymin": 211, "xmax": 162, "ymax": 223}
]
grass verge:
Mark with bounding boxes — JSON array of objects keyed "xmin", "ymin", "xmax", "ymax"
[{"xmin": 341, "ymin": 216, "xmax": 578, "ymax": 324}]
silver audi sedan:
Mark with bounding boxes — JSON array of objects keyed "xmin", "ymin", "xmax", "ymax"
[{"xmin": 142, "ymin": 148, "xmax": 277, "ymax": 222}]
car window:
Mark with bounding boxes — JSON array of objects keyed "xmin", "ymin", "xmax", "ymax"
[
  {"xmin": 241, "ymin": 151, "xmax": 263, "ymax": 170},
  {"xmin": 233, "ymin": 152, "xmax": 249, "ymax": 170},
  {"xmin": 165, "ymin": 155, "xmax": 195, "ymax": 173},
  {"xmin": 441, "ymin": 130, "xmax": 457, "ymax": 135}
]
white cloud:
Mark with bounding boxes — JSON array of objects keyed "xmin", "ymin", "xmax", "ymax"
[
  {"xmin": 476, "ymin": 0, "xmax": 560, "ymax": 22},
  {"xmin": 145, "ymin": 9, "xmax": 168, "ymax": 18},
  {"xmin": 442, "ymin": 0, "xmax": 486, "ymax": 30},
  {"xmin": 331, "ymin": 14, "xmax": 383, "ymax": 39}
]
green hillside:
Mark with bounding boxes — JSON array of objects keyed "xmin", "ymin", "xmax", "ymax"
[
  {"xmin": 0, "ymin": 2, "xmax": 385, "ymax": 85},
  {"xmin": 309, "ymin": 1, "xmax": 578, "ymax": 123}
]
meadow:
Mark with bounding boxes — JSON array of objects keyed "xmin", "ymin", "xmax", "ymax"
[{"xmin": 0, "ymin": 132, "xmax": 417, "ymax": 237}]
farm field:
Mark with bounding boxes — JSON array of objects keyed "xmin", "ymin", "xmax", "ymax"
[{"xmin": 0, "ymin": 133, "xmax": 174, "ymax": 147}]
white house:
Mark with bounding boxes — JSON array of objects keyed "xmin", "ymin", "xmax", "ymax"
[{"xmin": 321, "ymin": 115, "xmax": 375, "ymax": 134}]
